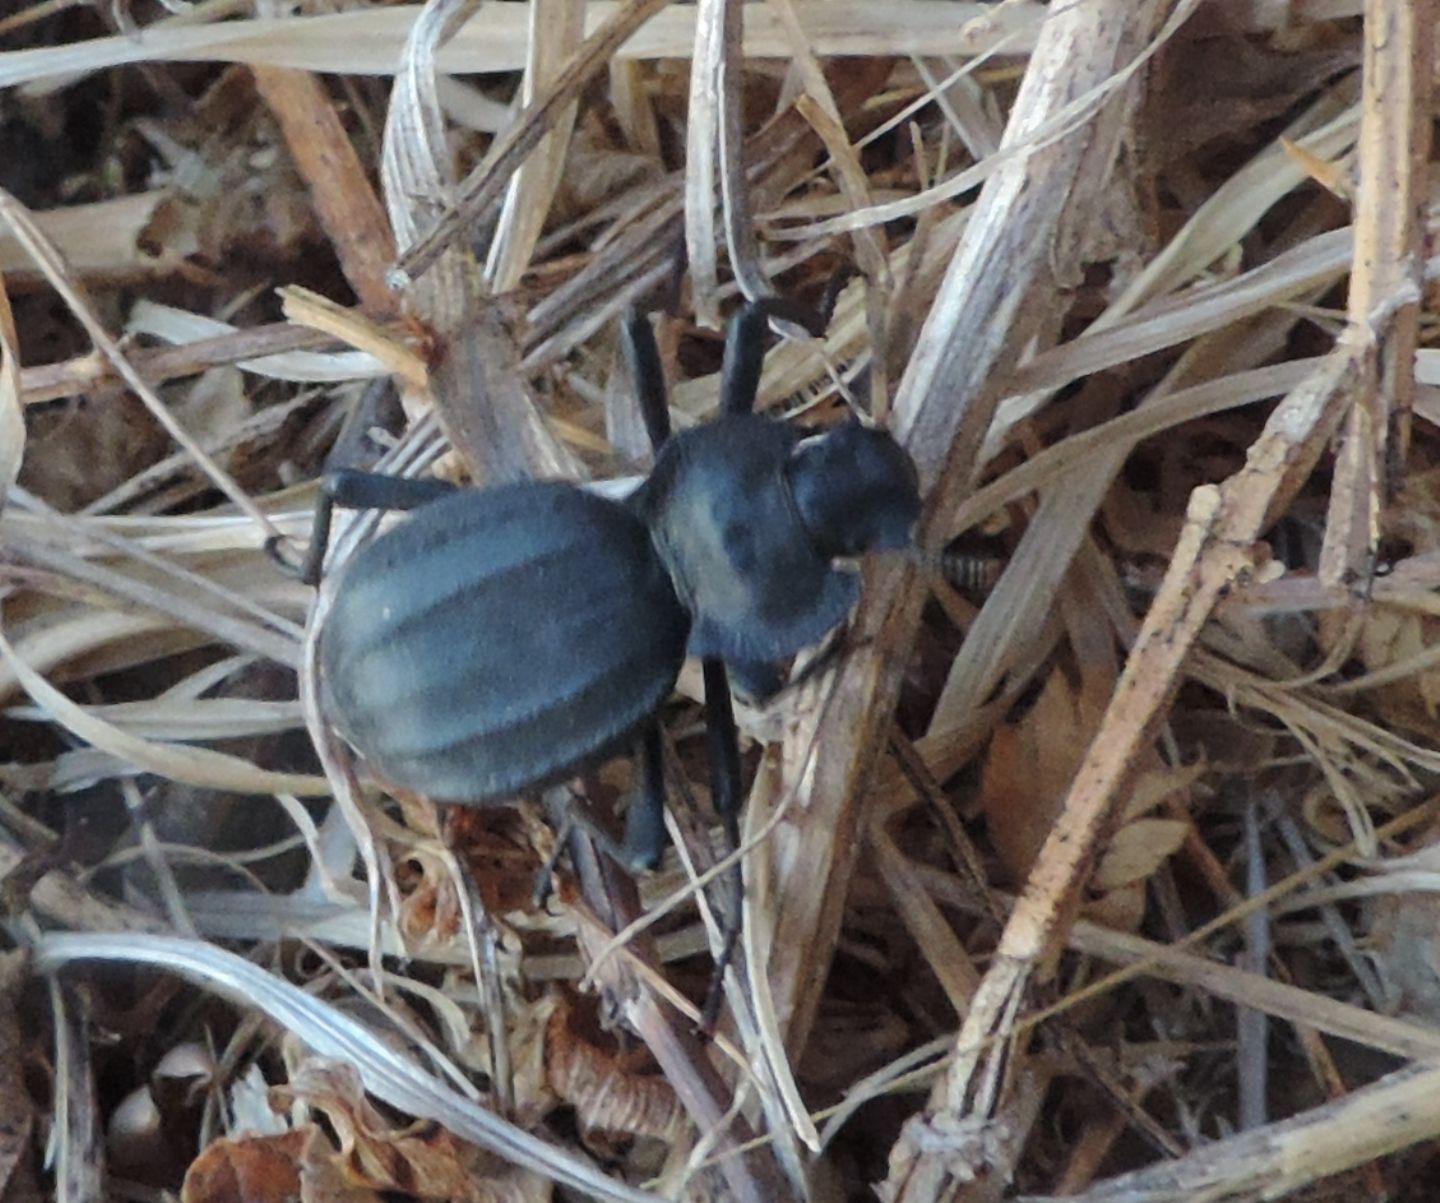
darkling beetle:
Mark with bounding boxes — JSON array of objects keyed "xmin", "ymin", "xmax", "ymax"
[{"xmin": 276, "ymin": 297, "xmax": 920, "ymax": 1010}]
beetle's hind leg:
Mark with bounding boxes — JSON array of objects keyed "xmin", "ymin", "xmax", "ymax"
[
  {"xmin": 619, "ymin": 724, "xmax": 668, "ymax": 870},
  {"xmin": 266, "ymin": 468, "xmax": 458, "ymax": 586}
]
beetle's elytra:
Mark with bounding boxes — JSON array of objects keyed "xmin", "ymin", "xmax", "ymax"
[{"xmin": 319, "ymin": 482, "xmax": 690, "ymax": 803}]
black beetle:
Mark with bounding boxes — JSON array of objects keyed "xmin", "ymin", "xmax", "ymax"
[{"xmin": 278, "ymin": 298, "xmax": 920, "ymax": 1005}]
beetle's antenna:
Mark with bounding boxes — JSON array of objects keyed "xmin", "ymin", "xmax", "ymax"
[
  {"xmin": 719, "ymin": 296, "xmax": 827, "ymax": 416},
  {"xmin": 621, "ymin": 309, "xmax": 672, "ymax": 453}
]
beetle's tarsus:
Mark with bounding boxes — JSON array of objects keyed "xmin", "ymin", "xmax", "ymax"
[
  {"xmin": 533, "ymin": 810, "xmax": 576, "ymax": 907},
  {"xmin": 264, "ymin": 533, "xmax": 305, "ymax": 579},
  {"xmin": 698, "ymin": 925, "xmax": 741, "ymax": 1036},
  {"xmin": 698, "ymin": 656, "xmax": 745, "ymax": 1031}
]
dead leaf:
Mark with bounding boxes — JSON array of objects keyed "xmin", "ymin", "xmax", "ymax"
[
  {"xmin": 545, "ymin": 994, "xmax": 682, "ymax": 1145},
  {"xmin": 981, "ymin": 670, "xmax": 1193, "ymax": 929},
  {"xmin": 183, "ymin": 1129, "xmax": 307, "ymax": 1203},
  {"xmin": 1279, "ymin": 135, "xmax": 1352, "ymax": 198},
  {"xmin": 183, "ymin": 1126, "xmax": 382, "ymax": 1203},
  {"xmin": 279, "ymin": 1061, "xmax": 550, "ymax": 1203},
  {"xmin": 980, "ymin": 671, "xmax": 1092, "ymax": 885},
  {"xmin": 1093, "ymin": 817, "xmax": 1191, "ymax": 892}
]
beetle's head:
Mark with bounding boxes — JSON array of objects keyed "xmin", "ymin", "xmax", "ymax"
[{"xmin": 787, "ymin": 422, "xmax": 921, "ymax": 559}]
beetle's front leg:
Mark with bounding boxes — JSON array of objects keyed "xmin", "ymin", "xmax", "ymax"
[{"xmin": 266, "ymin": 468, "xmax": 459, "ymax": 586}]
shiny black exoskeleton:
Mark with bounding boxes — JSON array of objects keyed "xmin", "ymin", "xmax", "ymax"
[{"xmin": 284, "ymin": 298, "xmax": 920, "ymax": 884}]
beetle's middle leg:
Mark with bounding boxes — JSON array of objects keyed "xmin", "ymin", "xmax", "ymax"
[
  {"xmin": 625, "ymin": 310, "xmax": 750, "ymax": 1029},
  {"xmin": 535, "ymin": 755, "xmax": 666, "ymax": 907},
  {"xmin": 697, "ymin": 655, "xmax": 746, "ymax": 1030},
  {"xmin": 267, "ymin": 468, "xmax": 458, "ymax": 586}
]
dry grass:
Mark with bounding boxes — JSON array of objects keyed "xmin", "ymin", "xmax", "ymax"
[{"xmin": 3, "ymin": 0, "xmax": 1440, "ymax": 1200}]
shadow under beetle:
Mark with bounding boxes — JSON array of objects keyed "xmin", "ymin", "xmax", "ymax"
[{"xmin": 278, "ymin": 297, "xmax": 920, "ymax": 1014}]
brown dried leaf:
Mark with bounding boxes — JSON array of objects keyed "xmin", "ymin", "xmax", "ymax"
[
  {"xmin": 18, "ymin": 391, "xmax": 168, "ymax": 511},
  {"xmin": 545, "ymin": 995, "xmax": 682, "ymax": 1144},
  {"xmin": 183, "ymin": 1126, "xmax": 381, "ymax": 1203},
  {"xmin": 280, "ymin": 1061, "xmax": 550, "ymax": 1203},
  {"xmin": 183, "ymin": 1129, "xmax": 300, "ymax": 1203},
  {"xmin": 981, "ymin": 671, "xmax": 1192, "ymax": 926},
  {"xmin": 1092, "ymin": 817, "xmax": 1190, "ymax": 892},
  {"xmin": 979, "ymin": 671, "xmax": 1102, "ymax": 886}
]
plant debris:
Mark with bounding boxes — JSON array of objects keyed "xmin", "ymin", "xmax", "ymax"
[{"xmin": 3, "ymin": 0, "xmax": 1440, "ymax": 1200}]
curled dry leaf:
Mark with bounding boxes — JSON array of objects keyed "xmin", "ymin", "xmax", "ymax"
[
  {"xmin": 394, "ymin": 845, "xmax": 465, "ymax": 946},
  {"xmin": 275, "ymin": 1062, "xmax": 549, "ymax": 1203},
  {"xmin": 544, "ymin": 993, "xmax": 683, "ymax": 1146},
  {"xmin": 182, "ymin": 1125, "xmax": 381, "ymax": 1203}
]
